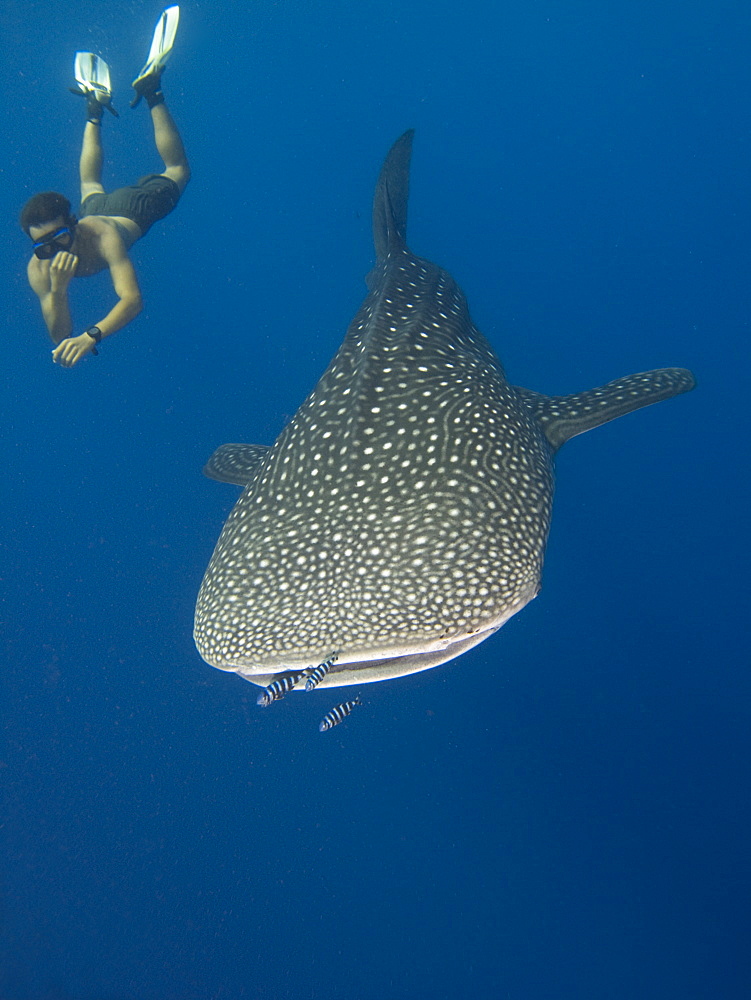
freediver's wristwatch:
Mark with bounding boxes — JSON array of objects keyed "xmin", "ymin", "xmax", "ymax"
[{"xmin": 85, "ymin": 325, "xmax": 102, "ymax": 344}]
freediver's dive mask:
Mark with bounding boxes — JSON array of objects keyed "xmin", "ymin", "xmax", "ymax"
[{"xmin": 32, "ymin": 222, "xmax": 77, "ymax": 260}]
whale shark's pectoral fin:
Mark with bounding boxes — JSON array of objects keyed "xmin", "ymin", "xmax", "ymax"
[
  {"xmin": 516, "ymin": 367, "xmax": 696, "ymax": 452},
  {"xmin": 203, "ymin": 443, "xmax": 270, "ymax": 486}
]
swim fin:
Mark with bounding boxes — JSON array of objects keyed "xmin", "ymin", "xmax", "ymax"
[
  {"xmin": 70, "ymin": 51, "xmax": 119, "ymax": 119},
  {"xmin": 131, "ymin": 5, "xmax": 180, "ymax": 108}
]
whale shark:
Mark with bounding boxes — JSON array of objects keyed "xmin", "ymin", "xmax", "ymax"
[{"xmin": 194, "ymin": 130, "xmax": 695, "ymax": 692}]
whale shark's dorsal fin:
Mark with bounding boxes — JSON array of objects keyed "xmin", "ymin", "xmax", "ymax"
[
  {"xmin": 514, "ymin": 368, "xmax": 696, "ymax": 452},
  {"xmin": 372, "ymin": 129, "xmax": 414, "ymax": 259}
]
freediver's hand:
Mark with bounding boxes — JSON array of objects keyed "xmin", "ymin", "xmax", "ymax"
[
  {"xmin": 52, "ymin": 332, "xmax": 95, "ymax": 368},
  {"xmin": 49, "ymin": 251, "xmax": 78, "ymax": 293}
]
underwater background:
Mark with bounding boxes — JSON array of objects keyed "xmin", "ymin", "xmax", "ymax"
[{"xmin": 1, "ymin": 1, "xmax": 749, "ymax": 997}]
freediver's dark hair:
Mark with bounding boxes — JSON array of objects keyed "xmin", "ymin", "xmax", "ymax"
[{"xmin": 19, "ymin": 192, "xmax": 74, "ymax": 234}]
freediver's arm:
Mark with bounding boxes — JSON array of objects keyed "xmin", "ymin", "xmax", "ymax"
[
  {"xmin": 27, "ymin": 252, "xmax": 77, "ymax": 344},
  {"xmin": 51, "ymin": 232, "xmax": 143, "ymax": 368}
]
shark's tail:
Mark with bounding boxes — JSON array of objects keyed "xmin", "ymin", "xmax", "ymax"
[{"xmin": 372, "ymin": 130, "xmax": 414, "ymax": 259}]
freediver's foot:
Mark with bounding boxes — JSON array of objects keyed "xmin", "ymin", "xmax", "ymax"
[
  {"xmin": 130, "ymin": 70, "xmax": 165, "ymax": 110},
  {"xmin": 69, "ymin": 85, "xmax": 119, "ymax": 124}
]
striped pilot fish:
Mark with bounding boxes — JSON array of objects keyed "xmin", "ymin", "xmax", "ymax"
[
  {"xmin": 304, "ymin": 654, "xmax": 338, "ymax": 691},
  {"xmin": 319, "ymin": 697, "xmax": 362, "ymax": 733},
  {"xmin": 256, "ymin": 671, "xmax": 306, "ymax": 707}
]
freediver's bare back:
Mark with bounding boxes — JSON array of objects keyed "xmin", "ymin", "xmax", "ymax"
[{"xmin": 69, "ymin": 216, "xmax": 141, "ymax": 276}]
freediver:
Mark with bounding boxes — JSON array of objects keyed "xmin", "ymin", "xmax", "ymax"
[{"xmin": 19, "ymin": 6, "xmax": 190, "ymax": 368}]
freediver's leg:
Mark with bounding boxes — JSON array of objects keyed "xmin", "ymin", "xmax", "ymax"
[
  {"xmin": 79, "ymin": 121, "xmax": 105, "ymax": 202},
  {"xmin": 150, "ymin": 101, "xmax": 191, "ymax": 194}
]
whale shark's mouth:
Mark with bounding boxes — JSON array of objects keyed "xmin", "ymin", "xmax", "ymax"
[
  {"xmin": 220, "ymin": 584, "xmax": 538, "ymax": 690},
  {"xmin": 234, "ymin": 628, "xmax": 497, "ymax": 690}
]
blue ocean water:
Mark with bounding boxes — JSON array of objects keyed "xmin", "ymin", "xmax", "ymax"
[{"xmin": 1, "ymin": 1, "xmax": 749, "ymax": 997}]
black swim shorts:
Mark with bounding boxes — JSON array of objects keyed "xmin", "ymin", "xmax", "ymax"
[{"xmin": 80, "ymin": 173, "xmax": 181, "ymax": 237}]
